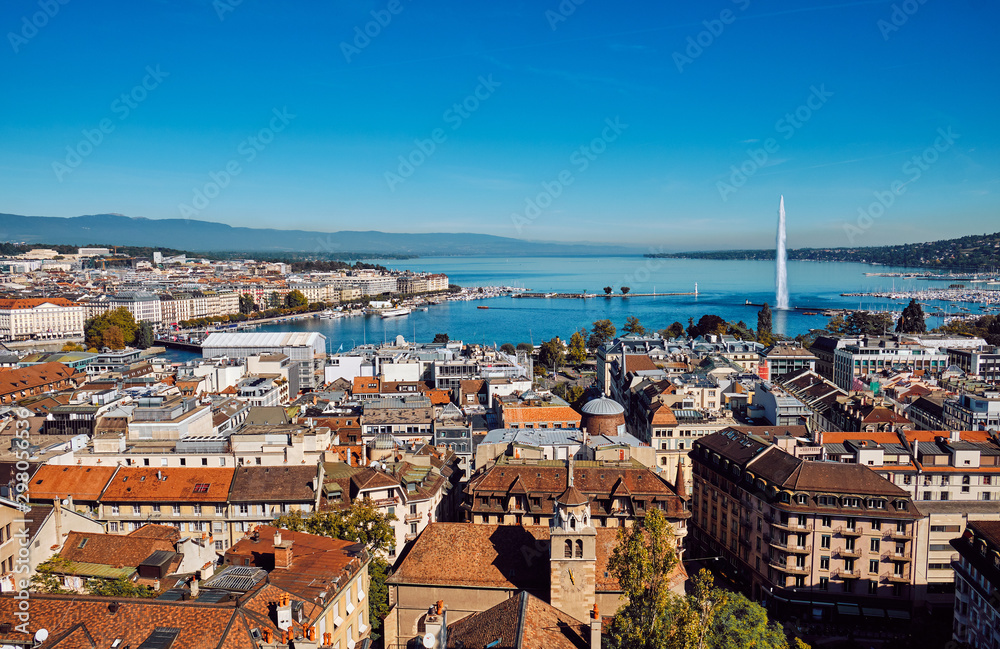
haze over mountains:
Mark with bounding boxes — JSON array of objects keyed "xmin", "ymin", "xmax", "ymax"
[{"xmin": 0, "ymin": 213, "xmax": 636, "ymax": 257}]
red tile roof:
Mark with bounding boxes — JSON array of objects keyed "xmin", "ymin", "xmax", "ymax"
[
  {"xmin": 60, "ymin": 531, "xmax": 175, "ymax": 568},
  {"xmin": 101, "ymin": 467, "xmax": 235, "ymax": 503},
  {"xmin": 29, "ymin": 465, "xmax": 118, "ymax": 502}
]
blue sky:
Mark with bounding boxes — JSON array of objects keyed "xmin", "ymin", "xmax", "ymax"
[{"xmin": 1, "ymin": 0, "xmax": 997, "ymax": 249}]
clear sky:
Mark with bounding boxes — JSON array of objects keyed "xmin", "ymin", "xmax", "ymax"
[{"xmin": 1, "ymin": 0, "xmax": 997, "ymax": 250}]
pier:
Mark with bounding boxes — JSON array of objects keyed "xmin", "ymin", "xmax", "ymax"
[{"xmin": 157, "ymin": 338, "xmax": 202, "ymax": 353}]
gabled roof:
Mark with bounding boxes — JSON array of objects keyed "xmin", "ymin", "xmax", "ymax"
[
  {"xmin": 60, "ymin": 531, "xmax": 175, "ymax": 569},
  {"xmin": 228, "ymin": 465, "xmax": 317, "ymax": 502},
  {"xmin": 446, "ymin": 591, "xmax": 590, "ymax": 649}
]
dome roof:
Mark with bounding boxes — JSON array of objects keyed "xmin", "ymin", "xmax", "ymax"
[{"xmin": 580, "ymin": 396, "xmax": 625, "ymax": 416}]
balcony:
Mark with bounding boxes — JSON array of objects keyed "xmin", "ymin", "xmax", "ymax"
[
  {"xmin": 885, "ymin": 529, "xmax": 912, "ymax": 541},
  {"xmin": 836, "ymin": 525, "xmax": 864, "ymax": 537},
  {"xmin": 404, "ymin": 512, "xmax": 423, "ymax": 523},
  {"xmin": 404, "ymin": 533, "xmax": 418, "ymax": 542},
  {"xmin": 833, "ymin": 568, "xmax": 862, "ymax": 579},
  {"xmin": 770, "ymin": 519, "xmax": 808, "ymax": 532},
  {"xmin": 768, "ymin": 538, "xmax": 810, "ymax": 554},
  {"xmin": 881, "ymin": 552, "xmax": 911, "ymax": 563},
  {"xmin": 836, "ymin": 547, "xmax": 862, "ymax": 559},
  {"xmin": 882, "ymin": 572, "xmax": 909, "ymax": 584},
  {"xmin": 769, "ymin": 560, "xmax": 809, "ymax": 575}
]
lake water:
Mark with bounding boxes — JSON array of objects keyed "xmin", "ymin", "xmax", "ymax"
[{"xmin": 229, "ymin": 256, "xmax": 995, "ymax": 353}]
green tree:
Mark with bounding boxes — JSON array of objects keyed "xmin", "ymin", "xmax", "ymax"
[
  {"xmin": 500, "ymin": 343, "xmax": 516, "ymax": 355},
  {"xmin": 432, "ymin": 333, "xmax": 450, "ymax": 344},
  {"xmin": 61, "ymin": 342, "xmax": 86, "ymax": 352},
  {"xmin": 842, "ymin": 310, "xmax": 894, "ymax": 336},
  {"xmin": 31, "ymin": 556, "xmax": 73, "ymax": 594},
  {"xmin": 606, "ymin": 509, "xmax": 683, "ymax": 649},
  {"xmin": 538, "ymin": 337, "xmax": 566, "ymax": 372},
  {"xmin": 274, "ymin": 499, "xmax": 397, "ymax": 642},
  {"xmin": 896, "ymin": 298, "xmax": 927, "ymax": 334},
  {"xmin": 86, "ymin": 577, "xmax": 155, "ymax": 598},
  {"xmin": 604, "ymin": 286, "xmax": 613, "ymax": 295},
  {"xmin": 663, "ymin": 322, "xmax": 685, "ymax": 339},
  {"xmin": 690, "ymin": 314, "xmax": 726, "ymax": 339},
  {"xmin": 284, "ymin": 289, "xmax": 308, "ymax": 308},
  {"xmin": 135, "ymin": 321, "xmax": 155, "ymax": 349},
  {"xmin": 516, "ymin": 342, "xmax": 534, "ymax": 353},
  {"xmin": 84, "ymin": 307, "xmax": 138, "ymax": 349},
  {"xmin": 758, "ymin": 303, "xmax": 773, "ymax": 342},
  {"xmin": 622, "ymin": 316, "xmax": 647, "ymax": 336},
  {"xmin": 606, "ymin": 512, "xmax": 795, "ymax": 649},
  {"xmin": 568, "ymin": 330, "xmax": 587, "ymax": 365},
  {"xmin": 239, "ymin": 294, "xmax": 256, "ymax": 315},
  {"xmin": 589, "ymin": 319, "xmax": 616, "ymax": 348},
  {"xmin": 621, "ymin": 286, "xmax": 631, "ymax": 295}
]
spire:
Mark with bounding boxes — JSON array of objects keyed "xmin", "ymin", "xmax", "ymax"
[{"xmin": 674, "ymin": 461, "xmax": 688, "ymax": 500}]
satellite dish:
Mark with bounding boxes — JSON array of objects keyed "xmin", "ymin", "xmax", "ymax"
[
  {"xmin": 34, "ymin": 629, "xmax": 49, "ymax": 643},
  {"xmin": 60, "ymin": 499, "xmax": 69, "ymax": 507},
  {"xmin": 422, "ymin": 633, "xmax": 436, "ymax": 648}
]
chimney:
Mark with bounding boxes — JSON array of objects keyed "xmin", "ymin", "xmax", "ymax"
[
  {"xmin": 274, "ymin": 533, "xmax": 293, "ymax": 570},
  {"xmin": 52, "ymin": 498, "xmax": 63, "ymax": 541},
  {"xmin": 950, "ymin": 430, "xmax": 961, "ymax": 443},
  {"xmin": 590, "ymin": 604, "xmax": 602, "ymax": 649},
  {"xmin": 276, "ymin": 594, "xmax": 292, "ymax": 631},
  {"xmin": 423, "ymin": 601, "xmax": 448, "ymax": 648},
  {"xmin": 190, "ymin": 574, "xmax": 199, "ymax": 598}
]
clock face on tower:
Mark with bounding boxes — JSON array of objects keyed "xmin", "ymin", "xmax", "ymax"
[{"xmin": 565, "ymin": 567, "xmax": 584, "ymax": 594}]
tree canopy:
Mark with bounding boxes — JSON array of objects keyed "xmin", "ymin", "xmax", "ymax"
[
  {"xmin": 606, "ymin": 509, "xmax": 801, "ymax": 649},
  {"xmin": 432, "ymin": 333, "xmax": 450, "ymax": 344},
  {"xmin": 896, "ymin": 299, "xmax": 927, "ymax": 334},
  {"xmin": 538, "ymin": 337, "xmax": 566, "ymax": 371},
  {"xmin": 622, "ymin": 316, "xmax": 647, "ymax": 336},
  {"xmin": 589, "ymin": 319, "xmax": 616, "ymax": 348},
  {"xmin": 500, "ymin": 343, "xmax": 516, "ymax": 355},
  {"xmin": 284, "ymin": 289, "xmax": 308, "ymax": 308},
  {"xmin": 84, "ymin": 307, "xmax": 138, "ymax": 350},
  {"xmin": 568, "ymin": 330, "xmax": 587, "ymax": 364}
]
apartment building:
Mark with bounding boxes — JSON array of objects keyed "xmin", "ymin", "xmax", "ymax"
[
  {"xmin": 690, "ymin": 429, "xmax": 921, "ymax": 620},
  {"xmin": 950, "ymin": 520, "xmax": 1000, "ymax": 648},
  {"xmin": 201, "ymin": 331, "xmax": 327, "ymax": 391},
  {"xmin": 0, "ymin": 297, "xmax": 85, "ymax": 340},
  {"xmin": 224, "ymin": 465, "xmax": 317, "ymax": 551},
  {"xmin": 757, "ymin": 343, "xmax": 818, "ymax": 382},
  {"xmin": 833, "ymin": 338, "xmax": 950, "ymax": 391},
  {"xmin": 948, "ymin": 346, "xmax": 1000, "ymax": 382},
  {"xmin": 944, "ymin": 392, "xmax": 1000, "ymax": 431}
]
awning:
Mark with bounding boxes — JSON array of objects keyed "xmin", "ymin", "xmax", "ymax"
[
  {"xmin": 862, "ymin": 608, "xmax": 885, "ymax": 618},
  {"xmin": 837, "ymin": 604, "xmax": 861, "ymax": 616},
  {"xmin": 887, "ymin": 610, "xmax": 911, "ymax": 620}
]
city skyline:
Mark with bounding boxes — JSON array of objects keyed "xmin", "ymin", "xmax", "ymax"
[{"xmin": 1, "ymin": 0, "xmax": 997, "ymax": 249}]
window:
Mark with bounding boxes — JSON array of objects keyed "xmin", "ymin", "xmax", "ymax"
[
  {"xmin": 409, "ymin": 504, "xmax": 417, "ymax": 515},
  {"xmin": 819, "ymin": 576, "xmax": 829, "ymax": 590},
  {"xmin": 108, "ymin": 522, "xmax": 119, "ymax": 532},
  {"xmin": 820, "ymin": 556, "xmax": 829, "ymax": 570},
  {"xmin": 216, "ymin": 505, "xmax": 225, "ymax": 516},
  {"xmin": 239, "ymin": 504, "xmax": 249, "ymax": 516},
  {"xmin": 111, "ymin": 504, "xmax": 120, "ymax": 516},
  {"xmin": 564, "ymin": 540, "xmax": 572, "ymax": 558},
  {"xmin": 193, "ymin": 483, "xmax": 210, "ymax": 493},
  {"xmin": 868, "ymin": 580, "xmax": 878, "ymax": 595},
  {"xmin": 172, "ymin": 505, "xmax": 181, "ymax": 516},
  {"xmin": 870, "ymin": 538, "xmax": 880, "ymax": 553},
  {"xmin": 193, "ymin": 505, "xmax": 202, "ymax": 516},
  {"xmin": 870, "ymin": 559, "xmax": 880, "ymax": 573},
  {"xmin": 575, "ymin": 540, "xmax": 583, "ymax": 558},
  {"xmin": 822, "ymin": 516, "xmax": 831, "ymax": 528},
  {"xmin": 821, "ymin": 534, "xmax": 831, "ymax": 549},
  {"xmin": 160, "ymin": 458, "xmax": 168, "ymax": 467}
]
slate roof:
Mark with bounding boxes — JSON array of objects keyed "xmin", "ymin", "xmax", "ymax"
[{"xmin": 228, "ymin": 465, "xmax": 317, "ymax": 502}]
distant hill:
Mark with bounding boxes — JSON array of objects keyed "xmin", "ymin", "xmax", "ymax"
[
  {"xmin": 0, "ymin": 212, "xmax": 635, "ymax": 257},
  {"xmin": 647, "ymin": 232, "xmax": 1000, "ymax": 271}
]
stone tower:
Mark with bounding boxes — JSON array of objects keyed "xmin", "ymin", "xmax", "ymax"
[{"xmin": 549, "ymin": 462, "xmax": 597, "ymax": 622}]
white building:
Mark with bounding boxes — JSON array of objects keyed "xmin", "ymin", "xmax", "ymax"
[
  {"xmin": 0, "ymin": 298, "xmax": 85, "ymax": 340},
  {"xmin": 202, "ymin": 331, "xmax": 327, "ymax": 390}
]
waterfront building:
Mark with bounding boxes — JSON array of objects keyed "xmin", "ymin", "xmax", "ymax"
[
  {"xmin": 201, "ymin": 331, "xmax": 327, "ymax": 390},
  {"xmin": 0, "ymin": 297, "xmax": 85, "ymax": 341},
  {"xmin": 757, "ymin": 343, "xmax": 818, "ymax": 382},
  {"xmin": 833, "ymin": 337, "xmax": 951, "ymax": 391}
]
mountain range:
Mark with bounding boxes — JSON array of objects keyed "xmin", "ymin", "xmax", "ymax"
[{"xmin": 0, "ymin": 212, "xmax": 636, "ymax": 257}]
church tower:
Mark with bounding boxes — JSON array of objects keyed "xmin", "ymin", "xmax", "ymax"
[{"xmin": 549, "ymin": 461, "xmax": 597, "ymax": 622}]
